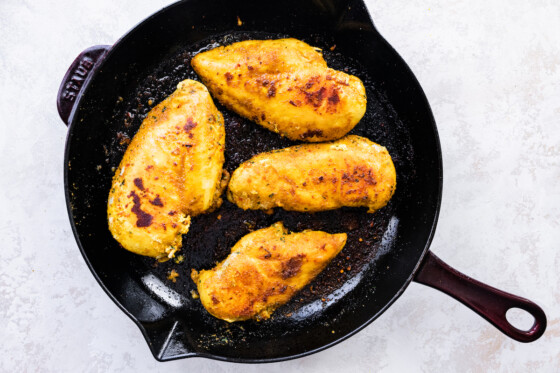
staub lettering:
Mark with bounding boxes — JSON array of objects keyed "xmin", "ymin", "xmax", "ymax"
[{"xmin": 62, "ymin": 56, "xmax": 95, "ymax": 102}]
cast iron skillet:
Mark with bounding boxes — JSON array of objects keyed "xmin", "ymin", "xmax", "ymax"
[{"xmin": 57, "ymin": 0, "xmax": 547, "ymax": 363}]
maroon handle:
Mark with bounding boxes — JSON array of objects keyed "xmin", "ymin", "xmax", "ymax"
[
  {"xmin": 414, "ymin": 251, "xmax": 546, "ymax": 342},
  {"xmin": 57, "ymin": 45, "xmax": 110, "ymax": 126}
]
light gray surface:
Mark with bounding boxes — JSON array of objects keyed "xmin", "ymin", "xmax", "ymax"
[{"xmin": 1, "ymin": 0, "xmax": 559, "ymax": 371}]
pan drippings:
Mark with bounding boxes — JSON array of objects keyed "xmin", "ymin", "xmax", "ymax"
[{"xmin": 108, "ymin": 32, "xmax": 414, "ymax": 326}]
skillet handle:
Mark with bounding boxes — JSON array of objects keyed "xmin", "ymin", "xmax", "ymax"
[
  {"xmin": 57, "ymin": 45, "xmax": 110, "ymax": 126},
  {"xmin": 414, "ymin": 251, "xmax": 546, "ymax": 342}
]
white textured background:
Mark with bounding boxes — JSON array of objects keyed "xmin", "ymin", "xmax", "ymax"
[{"xmin": 1, "ymin": 0, "xmax": 559, "ymax": 371}]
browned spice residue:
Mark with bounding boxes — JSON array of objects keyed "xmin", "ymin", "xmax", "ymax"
[
  {"xmin": 267, "ymin": 83, "xmax": 276, "ymax": 98},
  {"xmin": 116, "ymin": 132, "xmax": 131, "ymax": 146},
  {"xmin": 281, "ymin": 255, "xmax": 304, "ymax": 279},
  {"xmin": 342, "ymin": 166, "xmax": 377, "ymax": 185},
  {"xmin": 150, "ymin": 195, "xmax": 164, "ymax": 207},
  {"xmin": 183, "ymin": 118, "xmax": 197, "ymax": 137},
  {"xmin": 133, "ymin": 177, "xmax": 145, "ymax": 191},
  {"xmin": 305, "ymin": 76, "xmax": 320, "ymax": 89},
  {"xmin": 300, "ymin": 129, "xmax": 323, "ymax": 139},
  {"xmin": 328, "ymin": 89, "xmax": 340, "ymax": 105},
  {"xmin": 263, "ymin": 247, "xmax": 272, "ymax": 259},
  {"xmin": 128, "ymin": 191, "xmax": 153, "ymax": 227},
  {"xmin": 304, "ymin": 86, "xmax": 327, "ymax": 107}
]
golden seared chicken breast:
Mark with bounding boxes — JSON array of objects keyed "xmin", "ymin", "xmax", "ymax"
[
  {"xmin": 228, "ymin": 135, "xmax": 396, "ymax": 213},
  {"xmin": 191, "ymin": 38, "xmax": 366, "ymax": 142},
  {"xmin": 107, "ymin": 80, "xmax": 227, "ymax": 260},
  {"xmin": 191, "ymin": 222, "xmax": 346, "ymax": 322}
]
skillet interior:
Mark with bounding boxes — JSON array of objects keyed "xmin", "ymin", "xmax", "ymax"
[{"xmin": 65, "ymin": 0, "xmax": 442, "ymax": 362}]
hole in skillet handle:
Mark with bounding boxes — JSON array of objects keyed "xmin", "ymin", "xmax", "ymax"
[
  {"xmin": 506, "ymin": 308, "xmax": 536, "ymax": 331},
  {"xmin": 414, "ymin": 251, "xmax": 547, "ymax": 343},
  {"xmin": 57, "ymin": 45, "xmax": 111, "ymax": 126}
]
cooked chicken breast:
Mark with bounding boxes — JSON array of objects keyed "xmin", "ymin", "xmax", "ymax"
[
  {"xmin": 228, "ymin": 135, "xmax": 396, "ymax": 213},
  {"xmin": 191, "ymin": 38, "xmax": 366, "ymax": 142},
  {"xmin": 191, "ymin": 222, "xmax": 346, "ymax": 322},
  {"xmin": 107, "ymin": 80, "xmax": 227, "ymax": 260}
]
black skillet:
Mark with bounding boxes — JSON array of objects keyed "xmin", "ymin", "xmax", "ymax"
[{"xmin": 57, "ymin": 0, "xmax": 547, "ymax": 362}]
